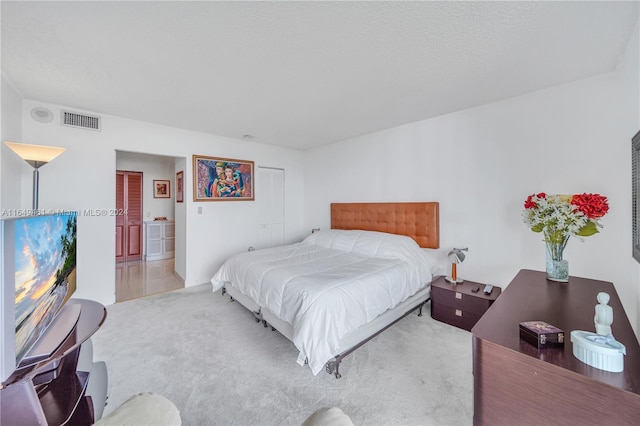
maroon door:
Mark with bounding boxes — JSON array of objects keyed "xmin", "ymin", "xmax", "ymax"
[{"xmin": 116, "ymin": 171, "xmax": 143, "ymax": 262}]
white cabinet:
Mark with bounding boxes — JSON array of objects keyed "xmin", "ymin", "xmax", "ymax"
[{"xmin": 144, "ymin": 220, "xmax": 175, "ymax": 261}]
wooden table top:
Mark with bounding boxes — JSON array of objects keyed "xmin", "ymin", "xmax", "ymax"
[{"xmin": 472, "ymin": 269, "xmax": 640, "ymax": 394}]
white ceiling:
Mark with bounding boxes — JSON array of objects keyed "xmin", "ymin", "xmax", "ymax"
[{"xmin": 2, "ymin": 1, "xmax": 638, "ymax": 150}]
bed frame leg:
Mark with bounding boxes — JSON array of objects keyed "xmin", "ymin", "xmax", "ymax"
[
  {"xmin": 325, "ymin": 358, "xmax": 342, "ymax": 379},
  {"xmin": 417, "ymin": 297, "xmax": 430, "ymax": 317}
]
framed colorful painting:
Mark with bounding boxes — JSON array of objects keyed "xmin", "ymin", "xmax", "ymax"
[
  {"xmin": 192, "ymin": 155, "xmax": 254, "ymax": 201},
  {"xmin": 153, "ymin": 179, "xmax": 170, "ymax": 198},
  {"xmin": 176, "ymin": 171, "xmax": 184, "ymax": 203}
]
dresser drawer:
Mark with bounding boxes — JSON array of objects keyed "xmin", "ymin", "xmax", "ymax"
[
  {"xmin": 430, "ymin": 285, "xmax": 493, "ymax": 316},
  {"xmin": 431, "ymin": 302, "xmax": 482, "ymax": 331}
]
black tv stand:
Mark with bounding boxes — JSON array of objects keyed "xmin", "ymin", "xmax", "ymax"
[{"xmin": 0, "ymin": 299, "xmax": 106, "ymax": 425}]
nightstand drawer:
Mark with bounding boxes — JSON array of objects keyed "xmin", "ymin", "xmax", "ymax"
[
  {"xmin": 429, "ymin": 276, "xmax": 501, "ymax": 331},
  {"xmin": 431, "ymin": 302, "xmax": 482, "ymax": 331},
  {"xmin": 430, "ymin": 285, "xmax": 494, "ymax": 316}
]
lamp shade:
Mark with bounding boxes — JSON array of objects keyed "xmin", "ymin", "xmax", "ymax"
[
  {"xmin": 446, "ymin": 247, "xmax": 468, "ymax": 284},
  {"xmin": 448, "ymin": 247, "xmax": 468, "ymax": 264},
  {"xmin": 4, "ymin": 141, "xmax": 65, "ymax": 168},
  {"xmin": 4, "ymin": 141, "xmax": 66, "ymax": 211}
]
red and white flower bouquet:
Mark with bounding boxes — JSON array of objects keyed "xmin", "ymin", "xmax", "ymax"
[
  {"xmin": 522, "ymin": 192, "xmax": 609, "ymax": 282},
  {"xmin": 522, "ymin": 192, "xmax": 609, "ymax": 243}
]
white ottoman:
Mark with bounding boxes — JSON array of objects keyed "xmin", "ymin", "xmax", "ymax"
[
  {"xmin": 94, "ymin": 392, "xmax": 181, "ymax": 426},
  {"xmin": 302, "ymin": 407, "xmax": 354, "ymax": 426}
]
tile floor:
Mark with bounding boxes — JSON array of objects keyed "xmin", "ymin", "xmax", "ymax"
[{"xmin": 115, "ymin": 258, "xmax": 184, "ymax": 303}]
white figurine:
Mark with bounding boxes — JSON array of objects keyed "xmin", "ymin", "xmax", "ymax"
[
  {"xmin": 571, "ymin": 292, "xmax": 625, "ymax": 372},
  {"xmin": 594, "ymin": 292, "xmax": 613, "ymax": 336}
]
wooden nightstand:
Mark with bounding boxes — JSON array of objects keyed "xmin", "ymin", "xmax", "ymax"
[{"xmin": 430, "ymin": 276, "xmax": 500, "ymax": 331}]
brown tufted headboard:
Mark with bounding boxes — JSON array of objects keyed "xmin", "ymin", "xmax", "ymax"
[{"xmin": 330, "ymin": 202, "xmax": 440, "ymax": 249}]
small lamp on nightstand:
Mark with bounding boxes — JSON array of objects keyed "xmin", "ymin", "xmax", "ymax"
[{"xmin": 445, "ymin": 247, "xmax": 468, "ymax": 284}]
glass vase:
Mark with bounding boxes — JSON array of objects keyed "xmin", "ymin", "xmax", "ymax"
[{"xmin": 545, "ymin": 236, "xmax": 569, "ymax": 282}]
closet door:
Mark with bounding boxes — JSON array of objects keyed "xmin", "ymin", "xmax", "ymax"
[
  {"xmin": 115, "ymin": 171, "xmax": 143, "ymax": 262},
  {"xmin": 257, "ymin": 167, "xmax": 284, "ymax": 249}
]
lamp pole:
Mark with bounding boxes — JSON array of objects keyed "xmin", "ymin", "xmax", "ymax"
[
  {"xmin": 32, "ymin": 167, "xmax": 40, "ymax": 212},
  {"xmin": 24, "ymin": 159, "xmax": 48, "ymax": 213}
]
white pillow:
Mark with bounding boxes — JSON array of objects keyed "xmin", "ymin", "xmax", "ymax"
[
  {"xmin": 421, "ymin": 247, "xmax": 449, "ymax": 276},
  {"xmin": 304, "ymin": 229, "xmax": 436, "ymax": 278},
  {"xmin": 304, "ymin": 229, "xmax": 419, "ymax": 258}
]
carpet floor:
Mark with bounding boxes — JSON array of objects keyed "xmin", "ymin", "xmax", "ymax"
[{"xmin": 92, "ymin": 283, "xmax": 473, "ymax": 426}]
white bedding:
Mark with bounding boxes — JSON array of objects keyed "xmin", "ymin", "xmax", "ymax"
[{"xmin": 211, "ymin": 230, "xmax": 439, "ymax": 375}]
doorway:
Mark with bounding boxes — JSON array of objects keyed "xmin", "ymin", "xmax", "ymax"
[
  {"xmin": 115, "ymin": 170, "xmax": 143, "ymax": 262},
  {"xmin": 115, "ymin": 151, "xmax": 186, "ymax": 303}
]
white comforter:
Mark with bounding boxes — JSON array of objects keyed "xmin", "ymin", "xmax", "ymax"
[{"xmin": 211, "ymin": 230, "xmax": 438, "ymax": 375}]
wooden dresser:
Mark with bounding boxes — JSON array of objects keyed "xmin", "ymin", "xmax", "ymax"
[{"xmin": 471, "ymin": 269, "xmax": 640, "ymax": 425}]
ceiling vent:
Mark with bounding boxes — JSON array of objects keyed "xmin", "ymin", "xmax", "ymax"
[{"xmin": 61, "ymin": 110, "xmax": 101, "ymax": 131}]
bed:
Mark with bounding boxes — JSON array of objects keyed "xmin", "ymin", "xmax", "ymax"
[{"xmin": 211, "ymin": 202, "xmax": 440, "ymax": 377}]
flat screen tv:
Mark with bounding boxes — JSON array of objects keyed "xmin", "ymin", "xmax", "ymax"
[{"xmin": 1, "ymin": 212, "xmax": 77, "ymax": 383}]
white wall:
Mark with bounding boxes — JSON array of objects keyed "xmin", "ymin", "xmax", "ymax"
[
  {"xmin": 8, "ymin": 101, "xmax": 305, "ymax": 306},
  {"xmin": 304, "ymin": 39, "xmax": 640, "ymax": 335},
  {"xmin": 4, "ymin": 19, "xmax": 638, "ymax": 332},
  {"xmin": 628, "ymin": 7, "xmax": 640, "ymax": 337},
  {"xmin": 1, "ymin": 74, "xmax": 23, "ymax": 210},
  {"xmin": 174, "ymin": 157, "xmax": 187, "ymax": 281}
]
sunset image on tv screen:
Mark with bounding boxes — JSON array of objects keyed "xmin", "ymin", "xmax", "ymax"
[{"xmin": 14, "ymin": 213, "xmax": 77, "ymax": 363}]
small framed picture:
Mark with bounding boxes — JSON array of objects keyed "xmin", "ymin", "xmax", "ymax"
[
  {"xmin": 193, "ymin": 155, "xmax": 254, "ymax": 201},
  {"xmin": 176, "ymin": 171, "xmax": 184, "ymax": 203},
  {"xmin": 153, "ymin": 179, "xmax": 171, "ymax": 198}
]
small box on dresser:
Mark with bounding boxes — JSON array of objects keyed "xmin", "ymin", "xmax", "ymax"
[
  {"xmin": 519, "ymin": 321, "xmax": 565, "ymax": 349},
  {"xmin": 430, "ymin": 276, "xmax": 501, "ymax": 331}
]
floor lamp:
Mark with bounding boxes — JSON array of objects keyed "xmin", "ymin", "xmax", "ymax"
[{"xmin": 4, "ymin": 141, "xmax": 65, "ymax": 212}]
